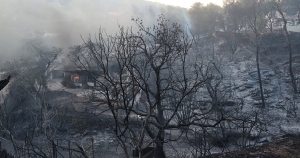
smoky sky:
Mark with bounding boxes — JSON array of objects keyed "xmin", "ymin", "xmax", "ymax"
[{"xmin": 0, "ymin": 0, "xmax": 188, "ymax": 64}]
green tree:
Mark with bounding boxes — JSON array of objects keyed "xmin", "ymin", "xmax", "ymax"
[{"xmin": 188, "ymin": 2, "xmax": 223, "ymax": 36}]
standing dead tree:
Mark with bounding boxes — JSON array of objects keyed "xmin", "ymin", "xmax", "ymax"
[
  {"xmin": 271, "ymin": 0, "xmax": 298, "ymax": 94},
  {"xmin": 246, "ymin": 0, "xmax": 268, "ymax": 108},
  {"xmin": 72, "ymin": 15, "xmax": 225, "ymax": 158}
]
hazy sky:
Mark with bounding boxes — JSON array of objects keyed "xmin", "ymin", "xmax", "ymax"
[{"xmin": 146, "ymin": 0, "xmax": 223, "ymax": 8}]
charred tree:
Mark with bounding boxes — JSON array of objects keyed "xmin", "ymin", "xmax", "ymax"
[
  {"xmin": 72, "ymin": 15, "xmax": 224, "ymax": 158},
  {"xmin": 273, "ymin": 0, "xmax": 298, "ymax": 94}
]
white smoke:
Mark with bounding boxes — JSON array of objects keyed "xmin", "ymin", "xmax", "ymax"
[{"xmin": 0, "ymin": 0, "xmax": 191, "ymax": 64}]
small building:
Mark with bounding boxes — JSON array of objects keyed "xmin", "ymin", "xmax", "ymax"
[
  {"xmin": 51, "ymin": 67, "xmax": 101, "ymax": 88},
  {"xmin": 63, "ymin": 69, "xmax": 100, "ymax": 87}
]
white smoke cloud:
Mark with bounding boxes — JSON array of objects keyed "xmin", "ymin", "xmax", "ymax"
[{"xmin": 0, "ymin": 0, "xmax": 190, "ymax": 64}]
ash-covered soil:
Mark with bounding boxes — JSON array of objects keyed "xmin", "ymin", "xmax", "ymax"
[{"xmin": 204, "ymin": 134, "xmax": 300, "ymax": 158}]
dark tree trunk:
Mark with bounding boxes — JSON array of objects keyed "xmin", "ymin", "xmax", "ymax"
[
  {"xmin": 276, "ymin": 4, "xmax": 298, "ymax": 94},
  {"xmin": 256, "ymin": 44, "xmax": 266, "ymax": 108},
  {"xmin": 0, "ymin": 149, "xmax": 8, "ymax": 158},
  {"xmin": 154, "ymin": 142, "xmax": 166, "ymax": 158}
]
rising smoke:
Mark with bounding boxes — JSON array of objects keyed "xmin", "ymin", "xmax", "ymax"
[{"xmin": 0, "ymin": 0, "xmax": 190, "ymax": 64}]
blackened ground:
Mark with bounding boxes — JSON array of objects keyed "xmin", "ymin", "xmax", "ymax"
[{"xmin": 204, "ymin": 134, "xmax": 300, "ymax": 158}]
